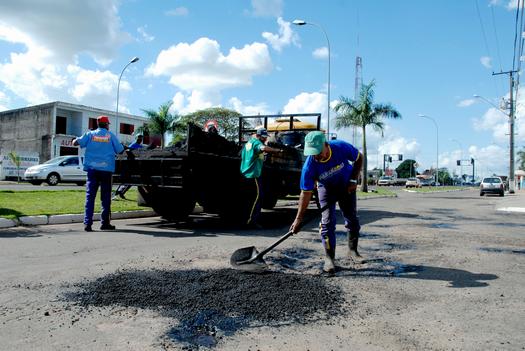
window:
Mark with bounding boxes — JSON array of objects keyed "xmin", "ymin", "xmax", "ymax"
[
  {"xmin": 56, "ymin": 116, "xmax": 67, "ymax": 134},
  {"xmin": 120, "ymin": 123, "xmax": 135, "ymax": 135},
  {"xmin": 88, "ymin": 118, "xmax": 97, "ymax": 130},
  {"xmin": 63, "ymin": 157, "xmax": 79, "ymax": 166}
]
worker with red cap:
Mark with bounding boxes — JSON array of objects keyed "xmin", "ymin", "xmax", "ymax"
[{"xmin": 73, "ymin": 116, "xmax": 124, "ymax": 232}]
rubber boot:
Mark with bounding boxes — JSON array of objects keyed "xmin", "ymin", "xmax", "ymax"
[
  {"xmin": 348, "ymin": 232, "xmax": 365, "ymax": 264},
  {"xmin": 323, "ymin": 247, "xmax": 336, "ymax": 274}
]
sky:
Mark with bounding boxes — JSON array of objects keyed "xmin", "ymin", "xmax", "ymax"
[{"xmin": 0, "ymin": 0, "xmax": 523, "ymax": 179}]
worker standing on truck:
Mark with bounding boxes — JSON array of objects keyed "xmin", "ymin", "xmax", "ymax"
[
  {"xmin": 73, "ymin": 116, "xmax": 124, "ymax": 232},
  {"xmin": 289, "ymin": 131, "xmax": 364, "ymax": 273},
  {"xmin": 240, "ymin": 127, "xmax": 282, "ymax": 228}
]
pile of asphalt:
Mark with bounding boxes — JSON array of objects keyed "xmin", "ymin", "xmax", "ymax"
[{"xmin": 64, "ymin": 268, "xmax": 346, "ymax": 324}]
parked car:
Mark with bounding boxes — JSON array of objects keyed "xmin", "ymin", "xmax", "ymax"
[
  {"xmin": 405, "ymin": 177, "xmax": 421, "ymax": 188},
  {"xmin": 378, "ymin": 176, "xmax": 393, "ymax": 186},
  {"xmin": 24, "ymin": 155, "xmax": 86, "ymax": 186},
  {"xmin": 480, "ymin": 176, "xmax": 504, "ymax": 197},
  {"xmin": 420, "ymin": 179, "xmax": 433, "ymax": 187}
]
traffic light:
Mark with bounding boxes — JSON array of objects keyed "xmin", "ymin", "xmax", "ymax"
[
  {"xmin": 471, "ymin": 158, "xmax": 475, "ymax": 165},
  {"xmin": 457, "ymin": 160, "xmax": 461, "ymax": 166},
  {"xmin": 398, "ymin": 155, "xmax": 403, "ymax": 161},
  {"xmin": 388, "ymin": 156, "xmax": 392, "ymax": 162}
]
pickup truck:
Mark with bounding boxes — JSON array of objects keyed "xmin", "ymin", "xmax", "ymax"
[{"xmin": 113, "ymin": 114, "xmax": 321, "ymax": 222}]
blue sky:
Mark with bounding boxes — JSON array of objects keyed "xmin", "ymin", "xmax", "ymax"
[{"xmin": 0, "ymin": 0, "xmax": 522, "ymax": 178}]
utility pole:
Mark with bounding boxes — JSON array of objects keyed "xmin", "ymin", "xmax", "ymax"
[{"xmin": 493, "ymin": 70, "xmax": 517, "ymax": 193}]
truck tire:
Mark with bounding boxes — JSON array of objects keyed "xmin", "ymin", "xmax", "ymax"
[
  {"xmin": 262, "ymin": 192, "xmax": 278, "ymax": 210},
  {"xmin": 144, "ymin": 186, "xmax": 196, "ymax": 221}
]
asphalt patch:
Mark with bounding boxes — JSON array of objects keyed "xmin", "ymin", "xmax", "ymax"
[
  {"xmin": 63, "ymin": 268, "xmax": 346, "ymax": 348},
  {"xmin": 480, "ymin": 247, "xmax": 525, "ymax": 255}
]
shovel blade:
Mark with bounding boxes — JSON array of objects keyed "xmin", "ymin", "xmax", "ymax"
[{"xmin": 230, "ymin": 246, "xmax": 267, "ymax": 272}]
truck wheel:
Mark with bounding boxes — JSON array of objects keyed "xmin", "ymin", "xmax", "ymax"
[
  {"xmin": 148, "ymin": 187, "xmax": 196, "ymax": 221},
  {"xmin": 46, "ymin": 173, "xmax": 60, "ymax": 186},
  {"xmin": 262, "ymin": 193, "xmax": 278, "ymax": 210}
]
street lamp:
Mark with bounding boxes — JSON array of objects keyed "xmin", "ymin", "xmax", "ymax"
[
  {"xmin": 451, "ymin": 138, "xmax": 463, "ymax": 184},
  {"xmin": 293, "ymin": 19, "xmax": 331, "ymax": 136},
  {"xmin": 473, "ymin": 94, "xmax": 515, "ymax": 193},
  {"xmin": 116, "ymin": 56, "xmax": 140, "ymax": 135},
  {"xmin": 418, "ymin": 114, "xmax": 439, "ymax": 187}
]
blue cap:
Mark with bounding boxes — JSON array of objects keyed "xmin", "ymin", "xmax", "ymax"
[{"xmin": 256, "ymin": 128, "xmax": 269, "ymax": 137}]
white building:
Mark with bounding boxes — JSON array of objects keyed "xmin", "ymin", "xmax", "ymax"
[{"xmin": 0, "ymin": 101, "xmax": 147, "ymax": 162}]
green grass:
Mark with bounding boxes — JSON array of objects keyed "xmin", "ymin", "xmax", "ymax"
[
  {"xmin": 407, "ymin": 186, "xmax": 465, "ymax": 193},
  {"xmin": 0, "ymin": 188, "xmax": 148, "ymax": 220}
]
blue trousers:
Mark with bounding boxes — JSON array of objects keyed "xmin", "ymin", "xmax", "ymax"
[
  {"xmin": 84, "ymin": 169, "xmax": 113, "ymax": 226},
  {"xmin": 317, "ymin": 185, "xmax": 360, "ymax": 253}
]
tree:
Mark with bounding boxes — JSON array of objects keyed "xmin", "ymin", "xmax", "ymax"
[
  {"xmin": 518, "ymin": 147, "xmax": 525, "ymax": 170},
  {"xmin": 7, "ymin": 151, "xmax": 21, "ymax": 183},
  {"xmin": 141, "ymin": 101, "xmax": 179, "ymax": 148},
  {"xmin": 334, "ymin": 80, "xmax": 402, "ymax": 192},
  {"xmin": 437, "ymin": 168, "xmax": 452, "ymax": 185},
  {"xmin": 180, "ymin": 107, "xmax": 242, "ymax": 142},
  {"xmin": 396, "ymin": 159, "xmax": 417, "ymax": 178}
]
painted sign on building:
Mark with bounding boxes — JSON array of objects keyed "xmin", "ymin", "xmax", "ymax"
[{"xmin": 0, "ymin": 153, "xmax": 40, "ymax": 180}]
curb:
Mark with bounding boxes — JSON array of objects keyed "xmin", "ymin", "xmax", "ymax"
[{"xmin": 0, "ymin": 210, "xmax": 157, "ymax": 228}]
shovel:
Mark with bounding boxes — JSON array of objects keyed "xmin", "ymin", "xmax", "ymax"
[{"xmin": 230, "ymin": 231, "xmax": 294, "ymax": 272}]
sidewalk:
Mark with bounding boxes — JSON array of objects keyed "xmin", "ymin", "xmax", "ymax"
[
  {"xmin": 496, "ymin": 189, "xmax": 525, "ymax": 213},
  {"xmin": 0, "ymin": 210, "xmax": 157, "ymax": 229}
]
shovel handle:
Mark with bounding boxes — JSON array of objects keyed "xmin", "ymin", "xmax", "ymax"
[{"xmin": 257, "ymin": 231, "xmax": 294, "ymax": 257}]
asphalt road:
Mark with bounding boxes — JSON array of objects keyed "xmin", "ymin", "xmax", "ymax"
[
  {"xmin": 0, "ymin": 181, "xmax": 85, "ymax": 191},
  {"xmin": 1, "ymin": 189, "xmax": 524, "ymax": 350}
]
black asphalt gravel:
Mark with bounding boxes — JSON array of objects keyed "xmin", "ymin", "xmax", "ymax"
[{"xmin": 64, "ymin": 268, "xmax": 346, "ymax": 324}]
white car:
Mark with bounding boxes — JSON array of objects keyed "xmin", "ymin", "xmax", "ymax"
[
  {"xmin": 479, "ymin": 176, "xmax": 504, "ymax": 197},
  {"xmin": 378, "ymin": 176, "xmax": 393, "ymax": 186},
  {"xmin": 405, "ymin": 177, "xmax": 421, "ymax": 188},
  {"xmin": 24, "ymin": 155, "xmax": 86, "ymax": 186}
]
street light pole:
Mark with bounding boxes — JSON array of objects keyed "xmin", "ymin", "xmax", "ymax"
[
  {"xmin": 293, "ymin": 19, "xmax": 331, "ymax": 136},
  {"xmin": 451, "ymin": 138, "xmax": 463, "ymax": 184},
  {"xmin": 116, "ymin": 57, "xmax": 139, "ymax": 135},
  {"xmin": 474, "ymin": 92, "xmax": 515, "ymax": 193},
  {"xmin": 418, "ymin": 114, "xmax": 439, "ymax": 187}
]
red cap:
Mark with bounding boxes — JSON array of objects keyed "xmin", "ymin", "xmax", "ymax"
[{"xmin": 97, "ymin": 115, "xmax": 111, "ymax": 124}]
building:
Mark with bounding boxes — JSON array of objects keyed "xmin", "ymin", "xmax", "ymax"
[{"xmin": 0, "ymin": 101, "xmax": 147, "ymax": 162}]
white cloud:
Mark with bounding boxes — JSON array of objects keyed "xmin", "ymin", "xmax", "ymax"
[
  {"xmin": 262, "ymin": 17, "xmax": 300, "ymax": 52},
  {"xmin": 473, "ymin": 107, "xmax": 509, "ymax": 142},
  {"xmin": 0, "ymin": 0, "xmax": 129, "ymax": 65},
  {"xmin": 137, "ymin": 26, "xmax": 155, "ymax": 42},
  {"xmin": 146, "ymin": 37, "xmax": 272, "ymax": 91},
  {"xmin": 480, "ymin": 56, "xmax": 492, "ymax": 69},
  {"xmin": 283, "ymin": 92, "xmax": 325, "ymax": 115},
  {"xmin": 313, "ymin": 47, "xmax": 328, "ymax": 60},
  {"xmin": 171, "ymin": 90, "xmax": 220, "ymax": 114},
  {"xmin": 458, "ymin": 98, "xmax": 476, "ymax": 107},
  {"xmin": 0, "ymin": 90, "xmax": 10, "ymax": 111},
  {"xmin": 228, "ymin": 97, "xmax": 271, "ymax": 115},
  {"xmin": 165, "ymin": 7, "xmax": 189, "ymax": 16},
  {"xmin": 506, "ymin": 0, "xmax": 519, "ymax": 9},
  {"xmin": 250, "ymin": 0, "xmax": 283, "ymax": 17}
]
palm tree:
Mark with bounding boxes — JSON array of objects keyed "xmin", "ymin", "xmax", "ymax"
[
  {"xmin": 517, "ymin": 147, "xmax": 525, "ymax": 171},
  {"xmin": 334, "ymin": 80, "xmax": 401, "ymax": 192},
  {"xmin": 141, "ymin": 101, "xmax": 179, "ymax": 148}
]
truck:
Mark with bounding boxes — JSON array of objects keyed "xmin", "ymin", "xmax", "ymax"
[{"xmin": 113, "ymin": 114, "xmax": 322, "ymax": 222}]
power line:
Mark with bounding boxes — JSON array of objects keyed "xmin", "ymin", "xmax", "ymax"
[
  {"xmin": 490, "ymin": 4, "xmax": 504, "ymax": 72},
  {"xmin": 476, "ymin": 0, "xmax": 504, "ymax": 96}
]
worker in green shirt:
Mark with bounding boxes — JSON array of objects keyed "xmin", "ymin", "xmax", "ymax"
[{"xmin": 240, "ymin": 128, "xmax": 282, "ymax": 228}]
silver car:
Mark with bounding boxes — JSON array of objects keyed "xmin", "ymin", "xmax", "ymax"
[
  {"xmin": 479, "ymin": 177, "xmax": 504, "ymax": 197},
  {"xmin": 24, "ymin": 156, "xmax": 86, "ymax": 186}
]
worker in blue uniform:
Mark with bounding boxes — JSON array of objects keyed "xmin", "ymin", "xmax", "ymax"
[
  {"xmin": 73, "ymin": 115, "xmax": 124, "ymax": 232},
  {"xmin": 289, "ymin": 131, "xmax": 364, "ymax": 273}
]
